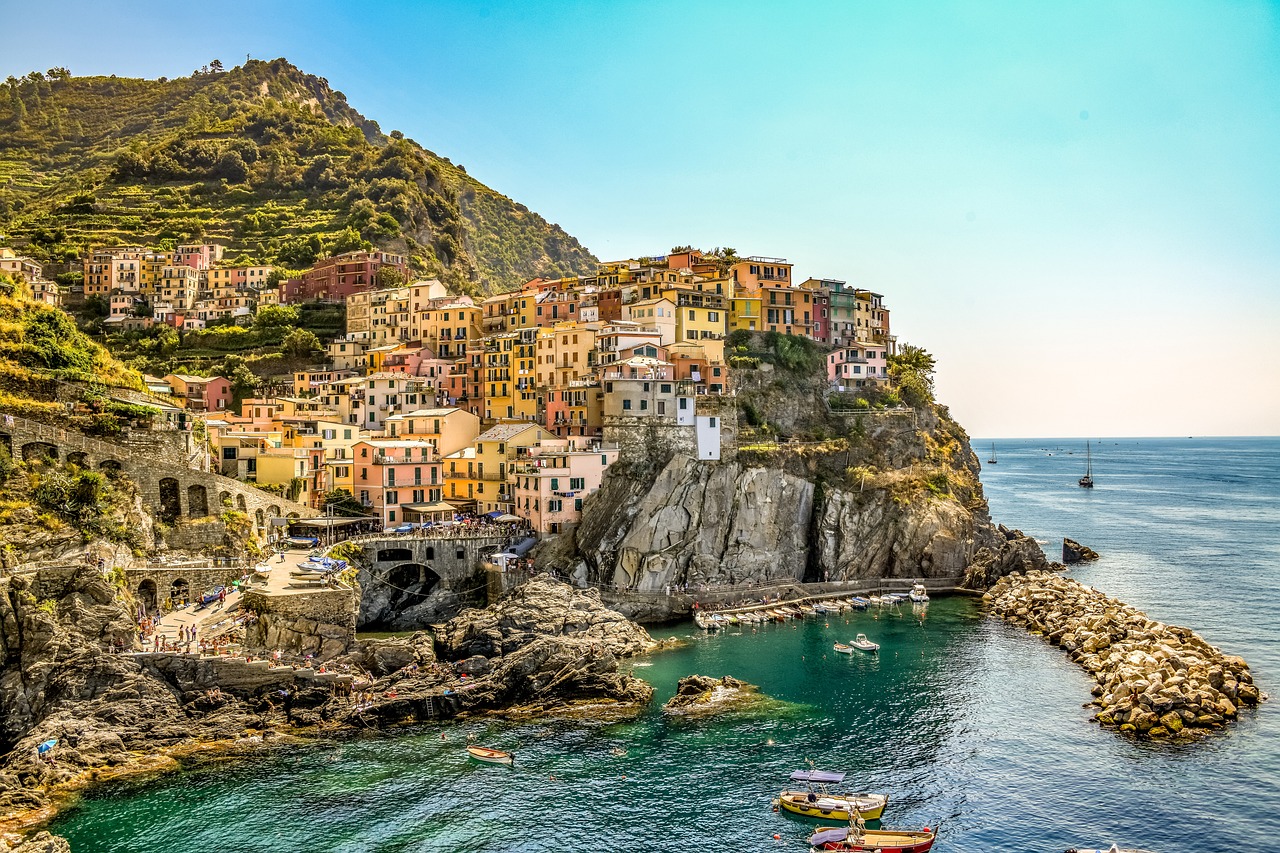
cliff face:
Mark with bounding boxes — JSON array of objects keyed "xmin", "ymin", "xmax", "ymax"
[{"xmin": 542, "ymin": 401, "xmax": 1050, "ymax": 597}]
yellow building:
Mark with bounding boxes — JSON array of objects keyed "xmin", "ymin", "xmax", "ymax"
[
  {"xmin": 472, "ymin": 422, "xmax": 556, "ymax": 514},
  {"xmin": 384, "ymin": 407, "xmax": 481, "ymax": 457},
  {"xmin": 730, "ymin": 295, "xmax": 763, "ymax": 332},
  {"xmin": 443, "ymin": 446, "xmax": 479, "ymax": 506},
  {"xmin": 534, "ymin": 322, "xmax": 599, "ymax": 389}
]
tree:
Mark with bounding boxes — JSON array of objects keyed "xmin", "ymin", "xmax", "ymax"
[
  {"xmin": 376, "ymin": 265, "xmax": 405, "ymax": 288},
  {"xmin": 281, "ymin": 327, "xmax": 321, "ymax": 359},
  {"xmin": 328, "ymin": 227, "xmax": 371, "ymax": 256},
  {"xmin": 226, "ymin": 362, "xmax": 259, "ymax": 407},
  {"xmin": 320, "ymin": 489, "xmax": 370, "ymax": 517},
  {"xmin": 888, "ymin": 344, "xmax": 937, "ymax": 408},
  {"xmin": 209, "ymin": 59, "xmax": 224, "ymax": 73},
  {"xmin": 212, "ymin": 151, "xmax": 248, "ymax": 183},
  {"xmin": 253, "ymin": 304, "xmax": 300, "ymax": 329}
]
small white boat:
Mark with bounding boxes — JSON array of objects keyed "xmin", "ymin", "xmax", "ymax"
[
  {"xmin": 833, "ymin": 643, "xmax": 855, "ymax": 654},
  {"xmin": 850, "ymin": 633, "xmax": 879, "ymax": 653},
  {"xmin": 252, "ymin": 562, "xmax": 273, "ymax": 577},
  {"xmin": 466, "ymin": 745, "xmax": 514, "ymax": 765},
  {"xmin": 909, "ymin": 583, "xmax": 929, "ymax": 603}
]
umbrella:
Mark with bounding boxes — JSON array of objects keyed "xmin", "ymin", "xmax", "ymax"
[
  {"xmin": 495, "ymin": 514, "xmax": 521, "ymax": 523},
  {"xmin": 37, "ymin": 739, "xmax": 57, "ymax": 754}
]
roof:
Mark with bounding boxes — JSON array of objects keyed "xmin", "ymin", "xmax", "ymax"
[
  {"xmin": 402, "ymin": 501, "xmax": 457, "ymax": 512},
  {"xmin": 789, "ymin": 770, "xmax": 845, "ymax": 784},
  {"xmin": 476, "ymin": 422, "xmax": 544, "ymax": 443},
  {"xmin": 385, "ymin": 408, "xmax": 465, "ymax": 420}
]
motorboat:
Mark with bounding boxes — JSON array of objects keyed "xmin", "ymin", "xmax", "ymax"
[
  {"xmin": 909, "ymin": 583, "xmax": 929, "ymax": 603},
  {"xmin": 848, "ymin": 597, "xmax": 869, "ymax": 610},
  {"xmin": 466, "ymin": 745, "xmax": 514, "ymax": 765},
  {"xmin": 850, "ymin": 634, "xmax": 879, "ymax": 653},
  {"xmin": 776, "ymin": 770, "xmax": 887, "ymax": 822},
  {"xmin": 808, "ymin": 824, "xmax": 935, "ymax": 852}
]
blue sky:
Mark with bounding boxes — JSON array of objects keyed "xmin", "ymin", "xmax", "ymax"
[{"xmin": 3, "ymin": 0, "xmax": 1279, "ymax": 437}]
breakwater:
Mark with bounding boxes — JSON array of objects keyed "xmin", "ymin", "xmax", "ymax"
[{"xmin": 985, "ymin": 570, "xmax": 1265, "ymax": 738}]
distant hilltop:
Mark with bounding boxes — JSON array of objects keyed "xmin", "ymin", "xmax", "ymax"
[{"xmin": 0, "ymin": 58, "xmax": 596, "ymax": 293}]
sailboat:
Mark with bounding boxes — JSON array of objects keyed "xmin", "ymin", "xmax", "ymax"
[
  {"xmin": 987, "ymin": 443, "xmax": 997, "ymax": 464},
  {"xmin": 1078, "ymin": 441, "xmax": 1094, "ymax": 488}
]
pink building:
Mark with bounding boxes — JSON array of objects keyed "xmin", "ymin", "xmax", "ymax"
[
  {"xmin": 164, "ymin": 374, "xmax": 232, "ymax": 413},
  {"xmin": 353, "ymin": 439, "xmax": 444, "ymax": 527},
  {"xmin": 174, "ymin": 243, "xmax": 225, "ymax": 271},
  {"xmin": 511, "ymin": 440, "xmax": 620, "ymax": 535},
  {"xmin": 282, "ymin": 251, "xmax": 409, "ymax": 303},
  {"xmin": 826, "ymin": 345, "xmax": 891, "ymax": 389}
]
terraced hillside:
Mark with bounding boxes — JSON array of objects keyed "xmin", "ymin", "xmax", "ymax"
[{"xmin": 0, "ymin": 59, "xmax": 597, "ymax": 292}]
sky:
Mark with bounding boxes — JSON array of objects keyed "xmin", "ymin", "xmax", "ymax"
[{"xmin": 3, "ymin": 0, "xmax": 1279, "ymax": 438}]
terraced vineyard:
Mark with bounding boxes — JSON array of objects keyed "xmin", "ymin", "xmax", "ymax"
[{"xmin": 0, "ymin": 59, "xmax": 597, "ymax": 292}]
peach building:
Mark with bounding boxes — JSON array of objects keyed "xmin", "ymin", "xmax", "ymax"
[{"xmin": 511, "ymin": 439, "xmax": 620, "ymax": 535}]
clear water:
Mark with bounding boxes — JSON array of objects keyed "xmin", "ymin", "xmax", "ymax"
[{"xmin": 52, "ymin": 438, "xmax": 1279, "ymax": 852}]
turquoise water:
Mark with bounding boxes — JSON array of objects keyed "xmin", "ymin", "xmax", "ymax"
[{"xmin": 53, "ymin": 438, "xmax": 1279, "ymax": 852}]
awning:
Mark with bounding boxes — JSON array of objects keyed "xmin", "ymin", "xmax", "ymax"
[
  {"xmin": 402, "ymin": 501, "xmax": 458, "ymax": 513},
  {"xmin": 495, "ymin": 514, "xmax": 521, "ymax": 523},
  {"xmin": 484, "ymin": 510, "xmax": 504, "ymax": 519},
  {"xmin": 789, "ymin": 770, "xmax": 846, "ymax": 784}
]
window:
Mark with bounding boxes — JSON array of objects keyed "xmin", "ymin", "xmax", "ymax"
[
  {"xmin": 388, "ymin": 510, "xmax": 396, "ymax": 521},
  {"xmin": 222, "ymin": 447, "xmax": 236, "ymax": 460},
  {"xmin": 575, "ymin": 498, "xmax": 583, "ymax": 512},
  {"xmin": 457, "ymin": 549, "xmax": 465, "ymax": 559},
  {"xmin": 640, "ymin": 399, "xmax": 648, "ymax": 411},
  {"xmin": 622, "ymin": 399, "xmax": 632, "ymax": 410},
  {"xmin": 570, "ymin": 477, "xmax": 584, "ymax": 490},
  {"xmin": 710, "ymin": 417, "xmax": 718, "ymax": 427},
  {"xmin": 551, "ymin": 477, "xmax": 559, "ymax": 490},
  {"xmin": 360, "ymin": 468, "xmax": 367, "ymax": 479},
  {"xmin": 601, "ymin": 454, "xmax": 609, "ymax": 465}
]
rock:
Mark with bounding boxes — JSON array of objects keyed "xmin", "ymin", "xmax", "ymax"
[
  {"xmin": 662, "ymin": 674, "xmax": 767, "ymax": 719},
  {"xmin": 984, "ymin": 570, "xmax": 1263, "ymax": 741},
  {"xmin": 1061, "ymin": 538, "xmax": 1100, "ymax": 564},
  {"xmin": 437, "ymin": 575, "xmax": 654, "ymax": 660},
  {"xmin": 0, "ymin": 830, "xmax": 72, "ymax": 852}
]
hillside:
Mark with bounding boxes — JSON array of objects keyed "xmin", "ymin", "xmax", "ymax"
[{"xmin": 0, "ymin": 59, "xmax": 597, "ymax": 292}]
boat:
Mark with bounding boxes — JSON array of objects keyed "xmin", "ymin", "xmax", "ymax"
[
  {"xmin": 252, "ymin": 562, "xmax": 273, "ymax": 577},
  {"xmin": 466, "ymin": 745, "xmax": 514, "ymax": 765},
  {"xmin": 987, "ymin": 442, "xmax": 997, "ymax": 464},
  {"xmin": 833, "ymin": 643, "xmax": 853, "ymax": 655},
  {"xmin": 694, "ymin": 613, "xmax": 720, "ymax": 631},
  {"xmin": 808, "ymin": 824, "xmax": 935, "ymax": 852},
  {"xmin": 286, "ymin": 536, "xmax": 320, "ymax": 548},
  {"xmin": 849, "ymin": 634, "xmax": 879, "ymax": 653},
  {"xmin": 848, "ymin": 597, "xmax": 869, "ymax": 610},
  {"xmin": 1079, "ymin": 440, "xmax": 1095, "ymax": 488},
  {"xmin": 776, "ymin": 770, "xmax": 888, "ymax": 822},
  {"xmin": 909, "ymin": 583, "xmax": 929, "ymax": 603},
  {"xmin": 1065, "ymin": 847, "xmax": 1160, "ymax": 853}
]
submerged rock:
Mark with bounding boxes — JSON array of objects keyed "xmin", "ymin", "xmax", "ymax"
[{"xmin": 986, "ymin": 570, "xmax": 1266, "ymax": 741}]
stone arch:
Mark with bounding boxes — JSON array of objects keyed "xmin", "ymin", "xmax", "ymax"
[
  {"xmin": 66, "ymin": 451, "xmax": 90, "ymax": 469},
  {"xmin": 219, "ymin": 490, "xmax": 232, "ymax": 509},
  {"xmin": 169, "ymin": 578, "xmax": 190, "ymax": 607},
  {"xmin": 99, "ymin": 458, "xmax": 123, "ymax": 475},
  {"xmin": 378, "ymin": 562, "xmax": 441, "ymax": 619},
  {"xmin": 187, "ymin": 483, "xmax": 209, "ymax": 518},
  {"xmin": 255, "ymin": 508, "xmax": 265, "ymax": 530},
  {"xmin": 268, "ymin": 505, "xmax": 281, "ymax": 519},
  {"xmin": 0, "ymin": 433, "xmax": 11, "ymax": 456},
  {"xmin": 158, "ymin": 477, "xmax": 181, "ymax": 522},
  {"xmin": 377, "ymin": 547, "xmax": 413, "ymax": 563},
  {"xmin": 236, "ymin": 493, "xmax": 247, "ymax": 512},
  {"xmin": 136, "ymin": 579, "xmax": 158, "ymax": 614},
  {"xmin": 21, "ymin": 442, "xmax": 58, "ymax": 463}
]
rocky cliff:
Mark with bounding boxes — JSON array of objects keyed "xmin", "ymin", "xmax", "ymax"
[{"xmin": 542, "ymin": 400, "xmax": 1051, "ymax": 600}]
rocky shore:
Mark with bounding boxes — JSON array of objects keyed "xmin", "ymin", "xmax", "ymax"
[
  {"xmin": 0, "ymin": 571, "xmax": 656, "ymax": 840},
  {"xmin": 662, "ymin": 674, "xmax": 765, "ymax": 719},
  {"xmin": 985, "ymin": 570, "xmax": 1265, "ymax": 738}
]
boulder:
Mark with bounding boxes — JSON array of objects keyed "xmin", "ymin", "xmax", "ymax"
[
  {"xmin": 1061, "ymin": 538, "xmax": 1100, "ymax": 564},
  {"xmin": 663, "ymin": 674, "xmax": 767, "ymax": 719}
]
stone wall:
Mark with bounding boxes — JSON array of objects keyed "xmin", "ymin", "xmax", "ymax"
[
  {"xmin": 359, "ymin": 532, "xmax": 510, "ymax": 628},
  {"xmin": 603, "ymin": 397, "xmax": 740, "ymax": 466}
]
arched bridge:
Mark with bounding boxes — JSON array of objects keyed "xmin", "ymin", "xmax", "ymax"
[{"xmin": 0, "ymin": 412, "xmax": 316, "ymax": 535}]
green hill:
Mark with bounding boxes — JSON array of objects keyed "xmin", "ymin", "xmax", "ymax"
[{"xmin": 0, "ymin": 59, "xmax": 597, "ymax": 292}]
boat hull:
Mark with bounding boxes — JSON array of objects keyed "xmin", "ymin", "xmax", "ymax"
[
  {"xmin": 466, "ymin": 746, "xmax": 513, "ymax": 765},
  {"xmin": 809, "ymin": 828, "xmax": 935, "ymax": 852},
  {"xmin": 779, "ymin": 792, "xmax": 887, "ymax": 821}
]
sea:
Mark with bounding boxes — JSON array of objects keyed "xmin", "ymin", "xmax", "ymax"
[{"xmin": 51, "ymin": 437, "xmax": 1279, "ymax": 852}]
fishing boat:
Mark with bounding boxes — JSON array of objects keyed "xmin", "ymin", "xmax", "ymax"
[
  {"xmin": 849, "ymin": 633, "xmax": 879, "ymax": 653},
  {"xmin": 848, "ymin": 597, "xmax": 869, "ymax": 610},
  {"xmin": 776, "ymin": 770, "xmax": 887, "ymax": 822},
  {"xmin": 252, "ymin": 562, "xmax": 273, "ymax": 578},
  {"xmin": 833, "ymin": 642, "xmax": 853, "ymax": 655},
  {"xmin": 1079, "ymin": 440, "xmax": 1095, "ymax": 488},
  {"xmin": 909, "ymin": 583, "xmax": 929, "ymax": 603},
  {"xmin": 808, "ymin": 824, "xmax": 935, "ymax": 852},
  {"xmin": 987, "ymin": 442, "xmax": 997, "ymax": 464},
  {"xmin": 286, "ymin": 535, "xmax": 320, "ymax": 548},
  {"xmin": 466, "ymin": 745, "xmax": 514, "ymax": 765}
]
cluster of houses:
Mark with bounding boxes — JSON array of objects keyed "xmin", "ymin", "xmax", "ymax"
[{"xmin": 2, "ymin": 241, "xmax": 897, "ymax": 538}]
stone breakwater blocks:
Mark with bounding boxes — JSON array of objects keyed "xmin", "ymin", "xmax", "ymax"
[{"xmin": 983, "ymin": 570, "xmax": 1264, "ymax": 739}]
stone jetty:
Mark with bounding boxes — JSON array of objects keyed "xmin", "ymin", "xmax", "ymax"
[{"xmin": 985, "ymin": 571, "xmax": 1264, "ymax": 738}]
